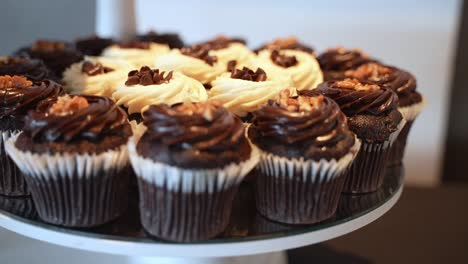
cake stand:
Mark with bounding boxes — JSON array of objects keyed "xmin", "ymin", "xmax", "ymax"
[{"xmin": 0, "ymin": 166, "xmax": 403, "ymax": 264}]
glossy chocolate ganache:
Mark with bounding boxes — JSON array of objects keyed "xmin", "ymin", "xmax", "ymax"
[
  {"xmin": 312, "ymin": 78, "xmax": 402, "ymax": 142},
  {"xmin": 249, "ymin": 90, "xmax": 355, "ymax": 160},
  {"xmin": 0, "ymin": 57, "xmax": 53, "ymax": 81},
  {"xmin": 318, "ymin": 47, "xmax": 375, "ymax": 81},
  {"xmin": 15, "ymin": 95, "xmax": 131, "ymax": 154},
  {"xmin": 138, "ymin": 102, "xmax": 251, "ymax": 169},
  {"xmin": 345, "ymin": 62, "xmax": 422, "ymax": 107}
]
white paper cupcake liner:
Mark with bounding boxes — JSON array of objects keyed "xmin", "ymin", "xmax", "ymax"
[
  {"xmin": 257, "ymin": 137, "xmax": 361, "ymax": 183},
  {"xmin": 398, "ymin": 96, "xmax": 426, "ymax": 122},
  {"xmin": 5, "ymin": 133, "xmax": 129, "ymax": 180},
  {"xmin": 128, "ymin": 136, "xmax": 260, "ymax": 193}
]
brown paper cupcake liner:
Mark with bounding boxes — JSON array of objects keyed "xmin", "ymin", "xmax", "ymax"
[
  {"xmin": 0, "ymin": 195, "xmax": 37, "ymax": 219},
  {"xmin": 5, "ymin": 134, "xmax": 130, "ymax": 227},
  {"xmin": 0, "ymin": 130, "xmax": 29, "ymax": 196},
  {"xmin": 254, "ymin": 139, "xmax": 360, "ymax": 224}
]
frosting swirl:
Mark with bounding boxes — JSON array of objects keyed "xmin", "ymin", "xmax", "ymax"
[
  {"xmin": 0, "ymin": 57, "xmax": 53, "ymax": 81},
  {"xmin": 137, "ymin": 31, "xmax": 184, "ymax": 49},
  {"xmin": 22, "ymin": 95, "xmax": 129, "ymax": 143},
  {"xmin": 345, "ymin": 63, "xmax": 420, "ymax": 107},
  {"xmin": 75, "ymin": 35, "xmax": 114, "ymax": 56},
  {"xmin": 256, "ymin": 49, "xmax": 323, "ymax": 91},
  {"xmin": 257, "ymin": 37, "xmax": 314, "ymax": 54},
  {"xmin": 112, "ymin": 70, "xmax": 208, "ymax": 114},
  {"xmin": 314, "ymin": 78, "xmax": 399, "ymax": 116},
  {"xmin": 0, "ymin": 75, "xmax": 64, "ymax": 119},
  {"xmin": 138, "ymin": 101, "xmax": 251, "ymax": 168},
  {"xmin": 249, "ymin": 90, "xmax": 355, "ymax": 160},
  {"xmin": 102, "ymin": 42, "xmax": 170, "ymax": 68}
]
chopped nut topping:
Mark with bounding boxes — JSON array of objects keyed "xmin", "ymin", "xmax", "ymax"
[
  {"xmin": 0, "ymin": 75, "xmax": 33, "ymax": 89},
  {"xmin": 276, "ymin": 89, "xmax": 324, "ymax": 112},
  {"xmin": 270, "ymin": 49, "xmax": 298, "ymax": 68},
  {"xmin": 345, "ymin": 63, "xmax": 393, "ymax": 81},
  {"xmin": 231, "ymin": 67, "xmax": 267, "ymax": 82},
  {"xmin": 125, "ymin": 66, "xmax": 173, "ymax": 86},
  {"xmin": 181, "ymin": 45, "xmax": 218, "ymax": 66},
  {"xmin": 326, "ymin": 46, "xmax": 369, "ymax": 58},
  {"xmin": 118, "ymin": 40, "xmax": 150, "ymax": 49},
  {"xmin": 31, "ymin": 40, "xmax": 66, "ymax": 52},
  {"xmin": 335, "ymin": 78, "xmax": 380, "ymax": 91},
  {"xmin": 0, "ymin": 57, "xmax": 29, "ymax": 66},
  {"xmin": 174, "ymin": 101, "xmax": 222, "ymax": 121},
  {"xmin": 81, "ymin": 61, "xmax": 114, "ymax": 76},
  {"xmin": 263, "ymin": 37, "xmax": 314, "ymax": 53},
  {"xmin": 49, "ymin": 95, "xmax": 89, "ymax": 116}
]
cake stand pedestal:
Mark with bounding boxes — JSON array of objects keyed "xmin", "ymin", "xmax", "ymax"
[{"xmin": 0, "ymin": 167, "xmax": 403, "ymax": 264}]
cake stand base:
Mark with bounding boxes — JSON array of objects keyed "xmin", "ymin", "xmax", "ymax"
[{"xmin": 128, "ymin": 251, "xmax": 288, "ymax": 264}]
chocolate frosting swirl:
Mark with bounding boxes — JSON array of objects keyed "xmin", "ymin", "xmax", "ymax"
[
  {"xmin": 139, "ymin": 102, "xmax": 251, "ymax": 168},
  {"xmin": 0, "ymin": 57, "xmax": 53, "ymax": 81},
  {"xmin": 23, "ymin": 95, "xmax": 129, "ymax": 143},
  {"xmin": 345, "ymin": 63, "xmax": 420, "ymax": 106},
  {"xmin": 318, "ymin": 47, "xmax": 374, "ymax": 72},
  {"xmin": 199, "ymin": 36, "xmax": 246, "ymax": 50},
  {"xmin": 75, "ymin": 35, "xmax": 114, "ymax": 56},
  {"xmin": 314, "ymin": 78, "xmax": 399, "ymax": 116},
  {"xmin": 0, "ymin": 77, "xmax": 64, "ymax": 119},
  {"xmin": 137, "ymin": 31, "xmax": 185, "ymax": 49},
  {"xmin": 250, "ymin": 91, "xmax": 355, "ymax": 160}
]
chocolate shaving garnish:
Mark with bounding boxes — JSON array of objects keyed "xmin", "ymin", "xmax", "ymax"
[
  {"xmin": 0, "ymin": 75, "xmax": 33, "ymax": 89},
  {"xmin": 231, "ymin": 67, "xmax": 267, "ymax": 82},
  {"xmin": 227, "ymin": 60, "xmax": 237, "ymax": 72},
  {"xmin": 125, "ymin": 66, "xmax": 173, "ymax": 86},
  {"xmin": 118, "ymin": 40, "xmax": 150, "ymax": 50},
  {"xmin": 345, "ymin": 63, "xmax": 393, "ymax": 81},
  {"xmin": 270, "ymin": 50, "xmax": 298, "ymax": 68},
  {"xmin": 81, "ymin": 61, "xmax": 114, "ymax": 76},
  {"xmin": 181, "ymin": 45, "xmax": 218, "ymax": 66},
  {"xmin": 48, "ymin": 95, "xmax": 89, "ymax": 116},
  {"xmin": 30, "ymin": 40, "xmax": 66, "ymax": 52}
]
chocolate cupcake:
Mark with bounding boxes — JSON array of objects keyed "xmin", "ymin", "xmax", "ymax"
[
  {"xmin": 345, "ymin": 63, "xmax": 425, "ymax": 167},
  {"xmin": 14, "ymin": 40, "xmax": 84, "ymax": 78},
  {"xmin": 0, "ymin": 56, "xmax": 55, "ymax": 82},
  {"xmin": 137, "ymin": 30, "xmax": 184, "ymax": 49},
  {"xmin": 313, "ymin": 78, "xmax": 405, "ymax": 193},
  {"xmin": 0, "ymin": 75, "xmax": 64, "ymax": 196},
  {"xmin": 102, "ymin": 40, "xmax": 170, "ymax": 68},
  {"xmin": 75, "ymin": 35, "xmax": 115, "ymax": 56},
  {"xmin": 5, "ymin": 95, "xmax": 132, "ymax": 227},
  {"xmin": 318, "ymin": 47, "xmax": 375, "ymax": 81},
  {"xmin": 128, "ymin": 102, "xmax": 259, "ymax": 242},
  {"xmin": 62, "ymin": 56, "xmax": 133, "ymax": 97},
  {"xmin": 209, "ymin": 66, "xmax": 293, "ymax": 119},
  {"xmin": 248, "ymin": 90, "xmax": 360, "ymax": 224},
  {"xmin": 256, "ymin": 37, "xmax": 315, "ymax": 54},
  {"xmin": 112, "ymin": 66, "xmax": 208, "ymax": 121}
]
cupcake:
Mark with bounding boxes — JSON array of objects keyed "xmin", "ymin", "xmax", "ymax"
[
  {"xmin": 112, "ymin": 66, "xmax": 208, "ymax": 121},
  {"xmin": 256, "ymin": 48, "xmax": 323, "ymax": 91},
  {"xmin": 248, "ymin": 90, "xmax": 360, "ymax": 224},
  {"xmin": 154, "ymin": 44, "xmax": 225, "ymax": 86},
  {"xmin": 75, "ymin": 35, "xmax": 115, "ymax": 56},
  {"xmin": 102, "ymin": 40, "xmax": 170, "ymax": 68},
  {"xmin": 318, "ymin": 47, "xmax": 375, "ymax": 81},
  {"xmin": 209, "ymin": 66, "xmax": 293, "ymax": 119},
  {"xmin": 62, "ymin": 56, "xmax": 133, "ymax": 97},
  {"xmin": 128, "ymin": 101, "xmax": 260, "ymax": 242},
  {"xmin": 137, "ymin": 30, "xmax": 185, "ymax": 49},
  {"xmin": 344, "ymin": 63, "xmax": 424, "ymax": 167},
  {"xmin": 256, "ymin": 36, "xmax": 315, "ymax": 54},
  {"xmin": 0, "ymin": 56, "xmax": 55, "ymax": 81},
  {"xmin": 5, "ymin": 95, "xmax": 132, "ymax": 227},
  {"xmin": 198, "ymin": 36, "xmax": 256, "ymax": 71},
  {"xmin": 312, "ymin": 78, "xmax": 405, "ymax": 193},
  {"xmin": 0, "ymin": 75, "xmax": 64, "ymax": 196},
  {"xmin": 14, "ymin": 40, "xmax": 83, "ymax": 78}
]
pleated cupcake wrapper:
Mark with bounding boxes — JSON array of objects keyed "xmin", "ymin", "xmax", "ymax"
[
  {"xmin": 0, "ymin": 195, "xmax": 37, "ymax": 219},
  {"xmin": 343, "ymin": 119, "xmax": 406, "ymax": 194},
  {"xmin": 337, "ymin": 188, "xmax": 387, "ymax": 217},
  {"xmin": 128, "ymin": 137, "xmax": 261, "ymax": 193},
  {"xmin": 254, "ymin": 138, "xmax": 361, "ymax": 224},
  {"xmin": 5, "ymin": 133, "xmax": 130, "ymax": 227},
  {"xmin": 398, "ymin": 96, "xmax": 427, "ymax": 122},
  {"xmin": 0, "ymin": 130, "xmax": 29, "ymax": 196}
]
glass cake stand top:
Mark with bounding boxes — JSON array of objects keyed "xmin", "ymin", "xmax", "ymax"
[{"xmin": 0, "ymin": 166, "xmax": 403, "ymax": 258}]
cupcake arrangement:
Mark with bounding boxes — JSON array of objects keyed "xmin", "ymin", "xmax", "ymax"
[{"xmin": 0, "ymin": 31, "xmax": 424, "ymax": 242}]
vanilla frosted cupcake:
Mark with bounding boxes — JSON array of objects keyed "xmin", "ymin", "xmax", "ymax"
[
  {"xmin": 256, "ymin": 49, "xmax": 323, "ymax": 91},
  {"xmin": 154, "ymin": 45, "xmax": 225, "ymax": 86},
  {"xmin": 112, "ymin": 66, "xmax": 208, "ymax": 119},
  {"xmin": 63, "ymin": 57, "xmax": 133, "ymax": 97},
  {"xmin": 102, "ymin": 40, "xmax": 170, "ymax": 68},
  {"xmin": 209, "ymin": 66, "xmax": 293, "ymax": 119},
  {"xmin": 199, "ymin": 36, "xmax": 256, "ymax": 70}
]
